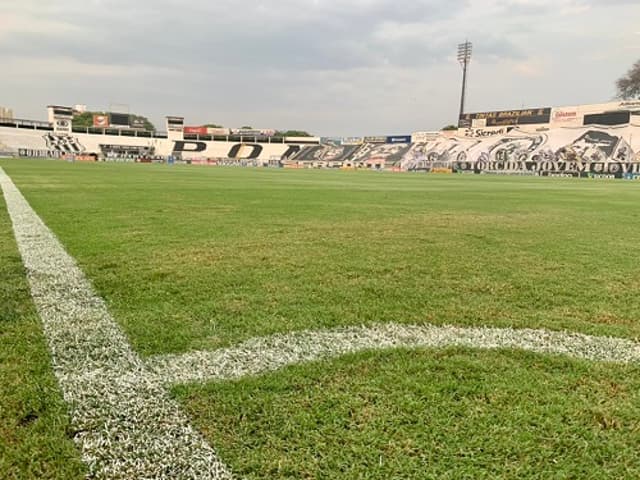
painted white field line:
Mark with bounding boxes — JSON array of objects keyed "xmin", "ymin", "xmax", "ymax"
[
  {"xmin": 147, "ymin": 323, "xmax": 640, "ymax": 386},
  {"xmin": 0, "ymin": 167, "xmax": 233, "ymax": 480}
]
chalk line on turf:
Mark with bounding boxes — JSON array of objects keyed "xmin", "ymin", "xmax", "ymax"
[
  {"xmin": 147, "ymin": 322, "xmax": 640, "ymax": 386},
  {"xmin": 0, "ymin": 167, "xmax": 233, "ymax": 480}
]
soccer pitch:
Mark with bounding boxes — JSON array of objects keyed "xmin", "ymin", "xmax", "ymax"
[{"xmin": 2, "ymin": 158, "xmax": 640, "ymax": 478}]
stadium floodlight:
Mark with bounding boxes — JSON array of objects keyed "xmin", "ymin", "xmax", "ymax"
[{"xmin": 457, "ymin": 40, "xmax": 472, "ymax": 120}]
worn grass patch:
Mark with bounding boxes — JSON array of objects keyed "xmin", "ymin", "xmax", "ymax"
[
  {"xmin": 2, "ymin": 159, "xmax": 640, "ymax": 357},
  {"xmin": 0, "ymin": 190, "xmax": 85, "ymax": 479},
  {"xmin": 175, "ymin": 348, "xmax": 640, "ymax": 479}
]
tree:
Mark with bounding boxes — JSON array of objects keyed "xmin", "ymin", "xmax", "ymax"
[
  {"xmin": 204, "ymin": 123, "xmax": 224, "ymax": 128},
  {"xmin": 130, "ymin": 114, "xmax": 155, "ymax": 132},
  {"xmin": 72, "ymin": 111, "xmax": 156, "ymax": 131},
  {"xmin": 441, "ymin": 125, "xmax": 458, "ymax": 131},
  {"xmin": 274, "ymin": 130, "xmax": 313, "ymax": 137},
  {"xmin": 616, "ymin": 59, "xmax": 640, "ymax": 99},
  {"xmin": 72, "ymin": 112, "xmax": 100, "ymax": 129}
]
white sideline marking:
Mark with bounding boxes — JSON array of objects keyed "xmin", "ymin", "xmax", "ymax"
[
  {"xmin": 147, "ymin": 323, "xmax": 640, "ymax": 386},
  {"xmin": 0, "ymin": 168, "xmax": 233, "ymax": 480}
]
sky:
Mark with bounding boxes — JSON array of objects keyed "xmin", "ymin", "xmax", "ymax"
[{"xmin": 0, "ymin": 0, "xmax": 639, "ymax": 136}]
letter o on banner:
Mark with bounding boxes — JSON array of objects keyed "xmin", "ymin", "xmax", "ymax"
[{"xmin": 228, "ymin": 144, "xmax": 263, "ymax": 159}]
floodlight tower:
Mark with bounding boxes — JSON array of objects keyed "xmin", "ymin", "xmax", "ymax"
[{"xmin": 457, "ymin": 41, "xmax": 472, "ymax": 119}]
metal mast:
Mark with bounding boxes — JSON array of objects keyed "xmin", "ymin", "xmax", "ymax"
[{"xmin": 457, "ymin": 41, "xmax": 473, "ymax": 120}]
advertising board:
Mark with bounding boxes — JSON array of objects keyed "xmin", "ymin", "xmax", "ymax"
[
  {"xmin": 386, "ymin": 135, "xmax": 412, "ymax": 144},
  {"xmin": 109, "ymin": 113, "xmax": 130, "ymax": 127},
  {"xmin": 184, "ymin": 126, "xmax": 208, "ymax": 135},
  {"xmin": 411, "ymin": 131, "xmax": 441, "ymax": 143},
  {"xmin": 93, "ymin": 115, "xmax": 109, "ymax": 128},
  {"xmin": 459, "ymin": 108, "xmax": 551, "ymax": 128}
]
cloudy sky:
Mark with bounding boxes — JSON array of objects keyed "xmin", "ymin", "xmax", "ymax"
[{"xmin": 1, "ymin": 0, "xmax": 638, "ymax": 136}]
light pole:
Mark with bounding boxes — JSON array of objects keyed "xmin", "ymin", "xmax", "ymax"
[{"xmin": 457, "ymin": 41, "xmax": 472, "ymax": 121}]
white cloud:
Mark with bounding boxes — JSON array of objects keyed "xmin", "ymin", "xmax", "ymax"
[{"xmin": 0, "ymin": 0, "xmax": 639, "ymax": 135}]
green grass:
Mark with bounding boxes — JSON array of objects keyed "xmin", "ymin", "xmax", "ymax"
[
  {"xmin": 2, "ymin": 158, "xmax": 640, "ymax": 478},
  {"xmin": 0, "ymin": 186, "xmax": 85, "ymax": 479},
  {"xmin": 175, "ymin": 348, "xmax": 640, "ymax": 479},
  {"xmin": 2, "ymin": 159, "xmax": 640, "ymax": 356}
]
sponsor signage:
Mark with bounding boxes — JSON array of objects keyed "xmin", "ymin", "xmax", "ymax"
[
  {"xmin": 207, "ymin": 127, "xmax": 230, "ymax": 136},
  {"xmin": 54, "ymin": 118, "xmax": 72, "ymax": 135},
  {"xmin": 411, "ymin": 131, "xmax": 441, "ymax": 143},
  {"xmin": 342, "ymin": 137, "xmax": 363, "ymax": 145},
  {"xmin": 93, "ymin": 115, "xmax": 109, "ymax": 128},
  {"xmin": 19, "ymin": 148, "xmax": 64, "ymax": 158},
  {"xmin": 363, "ymin": 136, "xmax": 386, "ymax": 143},
  {"xmin": 184, "ymin": 126, "xmax": 208, "ymax": 135},
  {"xmin": 460, "ymin": 126, "xmax": 514, "ymax": 138},
  {"xmin": 459, "ymin": 107, "xmax": 551, "ymax": 128},
  {"xmin": 109, "ymin": 112, "xmax": 130, "ymax": 127},
  {"xmin": 100, "ymin": 144, "xmax": 151, "ymax": 153},
  {"xmin": 551, "ymin": 108, "xmax": 579, "ymax": 125},
  {"xmin": 231, "ymin": 129, "xmax": 262, "ymax": 136},
  {"xmin": 131, "ymin": 118, "xmax": 146, "ymax": 129},
  {"xmin": 231, "ymin": 128, "xmax": 276, "ymax": 137},
  {"xmin": 386, "ymin": 135, "xmax": 412, "ymax": 144},
  {"xmin": 583, "ymin": 111, "xmax": 631, "ymax": 127},
  {"xmin": 551, "ymin": 102, "xmax": 640, "ymax": 127}
]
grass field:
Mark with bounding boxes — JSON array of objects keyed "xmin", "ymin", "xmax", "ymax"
[
  {"xmin": 2, "ymin": 158, "xmax": 640, "ymax": 478},
  {"xmin": 0, "ymin": 181, "xmax": 85, "ymax": 479}
]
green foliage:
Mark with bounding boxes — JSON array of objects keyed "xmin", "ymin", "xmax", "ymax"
[
  {"xmin": 204, "ymin": 123, "xmax": 224, "ymax": 128},
  {"xmin": 616, "ymin": 59, "xmax": 640, "ymax": 99},
  {"xmin": 274, "ymin": 130, "xmax": 313, "ymax": 137},
  {"xmin": 131, "ymin": 114, "xmax": 156, "ymax": 132},
  {"xmin": 72, "ymin": 111, "xmax": 156, "ymax": 131},
  {"xmin": 72, "ymin": 112, "xmax": 99, "ymax": 129},
  {"xmin": 441, "ymin": 124, "xmax": 458, "ymax": 131}
]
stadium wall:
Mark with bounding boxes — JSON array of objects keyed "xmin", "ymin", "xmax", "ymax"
[
  {"xmin": 2, "ymin": 120, "xmax": 640, "ymax": 178},
  {"xmin": 459, "ymin": 100, "xmax": 640, "ymax": 137},
  {"xmin": 400, "ymin": 125, "xmax": 640, "ymax": 178},
  {"xmin": 0, "ymin": 125, "xmax": 303, "ymax": 162}
]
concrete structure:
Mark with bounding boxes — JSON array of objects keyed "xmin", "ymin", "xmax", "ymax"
[
  {"xmin": 0, "ymin": 107, "xmax": 14, "ymax": 120},
  {"xmin": 1, "ymin": 103, "xmax": 640, "ymax": 178},
  {"xmin": 459, "ymin": 101, "xmax": 640, "ymax": 137}
]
